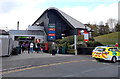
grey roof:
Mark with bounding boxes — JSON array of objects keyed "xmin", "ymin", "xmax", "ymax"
[
  {"xmin": 47, "ymin": 7, "xmax": 86, "ymax": 29},
  {"xmin": 0, "ymin": 30, "xmax": 9, "ymax": 35},
  {"xmin": 9, "ymin": 30, "xmax": 45, "ymax": 36}
]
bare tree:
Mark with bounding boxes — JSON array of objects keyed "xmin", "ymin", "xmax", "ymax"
[{"xmin": 107, "ymin": 18, "xmax": 117, "ymax": 32}]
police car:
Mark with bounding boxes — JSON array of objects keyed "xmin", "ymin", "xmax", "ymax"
[{"xmin": 92, "ymin": 46, "xmax": 120, "ymax": 63}]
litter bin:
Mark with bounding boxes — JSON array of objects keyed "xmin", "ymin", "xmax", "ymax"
[
  {"xmin": 62, "ymin": 47, "xmax": 66, "ymax": 54},
  {"xmin": 11, "ymin": 47, "xmax": 18, "ymax": 55},
  {"xmin": 16, "ymin": 46, "xmax": 21, "ymax": 54}
]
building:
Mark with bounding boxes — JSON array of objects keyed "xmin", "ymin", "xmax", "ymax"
[
  {"xmin": 10, "ymin": 7, "xmax": 92, "ymax": 43},
  {"xmin": 9, "ymin": 26, "xmax": 46, "ymax": 43},
  {"xmin": 32, "ymin": 7, "xmax": 92, "ymax": 42}
]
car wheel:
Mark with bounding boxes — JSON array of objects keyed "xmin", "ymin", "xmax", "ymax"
[{"xmin": 111, "ymin": 56, "xmax": 117, "ymax": 63}]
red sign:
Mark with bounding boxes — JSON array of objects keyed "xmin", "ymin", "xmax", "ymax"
[
  {"xmin": 35, "ymin": 39, "xmax": 41, "ymax": 43},
  {"xmin": 84, "ymin": 39, "xmax": 89, "ymax": 41},
  {"xmin": 45, "ymin": 42, "xmax": 48, "ymax": 50},
  {"xmin": 48, "ymin": 34, "xmax": 56, "ymax": 36},
  {"xmin": 84, "ymin": 30, "xmax": 87, "ymax": 33},
  {"xmin": 48, "ymin": 28, "xmax": 55, "ymax": 31},
  {"xmin": 78, "ymin": 30, "xmax": 81, "ymax": 35},
  {"xmin": 84, "ymin": 32, "xmax": 89, "ymax": 41}
]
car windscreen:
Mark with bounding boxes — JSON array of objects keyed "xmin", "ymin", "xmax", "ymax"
[{"xmin": 95, "ymin": 48, "xmax": 106, "ymax": 52}]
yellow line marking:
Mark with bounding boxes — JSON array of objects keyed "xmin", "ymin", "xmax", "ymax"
[{"xmin": 1, "ymin": 60, "xmax": 91, "ymax": 75}]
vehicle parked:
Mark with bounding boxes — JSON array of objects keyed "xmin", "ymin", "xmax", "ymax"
[{"xmin": 92, "ymin": 46, "xmax": 120, "ymax": 63}]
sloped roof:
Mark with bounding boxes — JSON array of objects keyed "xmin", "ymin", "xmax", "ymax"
[
  {"xmin": 33, "ymin": 7, "xmax": 91, "ymax": 30},
  {"xmin": 47, "ymin": 7, "xmax": 86, "ymax": 29}
]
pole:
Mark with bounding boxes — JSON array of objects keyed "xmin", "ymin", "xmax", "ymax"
[
  {"xmin": 17, "ymin": 21, "xmax": 19, "ymax": 30},
  {"xmin": 74, "ymin": 35, "xmax": 77, "ymax": 55}
]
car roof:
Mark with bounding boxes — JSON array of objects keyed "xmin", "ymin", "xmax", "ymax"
[{"xmin": 96, "ymin": 46, "xmax": 117, "ymax": 48}]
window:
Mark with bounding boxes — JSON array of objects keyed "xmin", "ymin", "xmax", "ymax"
[
  {"xmin": 108, "ymin": 48, "xmax": 114, "ymax": 51},
  {"xmin": 114, "ymin": 48, "xmax": 119, "ymax": 51}
]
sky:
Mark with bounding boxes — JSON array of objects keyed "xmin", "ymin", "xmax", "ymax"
[{"xmin": 0, "ymin": 0, "xmax": 118, "ymax": 30}]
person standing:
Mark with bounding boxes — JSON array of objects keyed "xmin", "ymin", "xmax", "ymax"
[
  {"xmin": 21, "ymin": 42, "xmax": 25, "ymax": 53},
  {"xmin": 25, "ymin": 42, "xmax": 30, "ymax": 54},
  {"xmin": 115, "ymin": 43, "xmax": 119, "ymax": 47},
  {"xmin": 30, "ymin": 42, "xmax": 34, "ymax": 53},
  {"xmin": 51, "ymin": 42, "xmax": 57, "ymax": 55},
  {"xmin": 37, "ymin": 43, "xmax": 40, "ymax": 53}
]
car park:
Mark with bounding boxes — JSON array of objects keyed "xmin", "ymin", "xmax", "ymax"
[{"xmin": 92, "ymin": 46, "xmax": 120, "ymax": 63}]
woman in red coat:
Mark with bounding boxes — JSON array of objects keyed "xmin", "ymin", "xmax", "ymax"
[{"xmin": 115, "ymin": 43, "xmax": 119, "ymax": 47}]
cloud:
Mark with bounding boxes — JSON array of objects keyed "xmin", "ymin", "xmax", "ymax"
[
  {"xmin": 46, "ymin": 0, "xmax": 118, "ymax": 2},
  {"xmin": 0, "ymin": 0, "xmax": 118, "ymax": 30},
  {"xmin": 61, "ymin": 3, "xmax": 118, "ymax": 24},
  {"xmin": 0, "ymin": 0, "xmax": 21, "ymax": 14},
  {"xmin": 0, "ymin": 0, "xmax": 47, "ymax": 30}
]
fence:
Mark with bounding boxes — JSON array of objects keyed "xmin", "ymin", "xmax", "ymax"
[{"xmin": 77, "ymin": 47, "xmax": 95, "ymax": 55}]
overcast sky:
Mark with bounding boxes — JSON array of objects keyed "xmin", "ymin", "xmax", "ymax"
[{"xmin": 0, "ymin": 0, "xmax": 118, "ymax": 30}]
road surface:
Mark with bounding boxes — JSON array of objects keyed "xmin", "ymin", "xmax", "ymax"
[{"xmin": 1, "ymin": 52, "xmax": 120, "ymax": 79}]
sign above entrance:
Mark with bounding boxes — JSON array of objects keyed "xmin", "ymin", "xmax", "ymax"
[{"xmin": 14, "ymin": 36, "xmax": 35, "ymax": 41}]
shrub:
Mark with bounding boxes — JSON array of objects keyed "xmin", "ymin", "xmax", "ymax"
[{"xmin": 86, "ymin": 41, "xmax": 103, "ymax": 47}]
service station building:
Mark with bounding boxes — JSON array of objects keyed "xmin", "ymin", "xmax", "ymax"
[{"xmin": 10, "ymin": 7, "xmax": 92, "ymax": 42}]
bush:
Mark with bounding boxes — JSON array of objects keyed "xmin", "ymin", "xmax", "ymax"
[
  {"xmin": 67, "ymin": 49, "xmax": 75, "ymax": 54},
  {"xmin": 86, "ymin": 41, "xmax": 103, "ymax": 47}
]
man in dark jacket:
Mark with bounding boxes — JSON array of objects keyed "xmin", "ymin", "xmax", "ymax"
[{"xmin": 51, "ymin": 42, "xmax": 57, "ymax": 55}]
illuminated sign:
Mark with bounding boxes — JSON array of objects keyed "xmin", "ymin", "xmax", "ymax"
[
  {"xmin": 48, "ymin": 28, "xmax": 55, "ymax": 31},
  {"xmin": 48, "ymin": 24, "xmax": 56, "ymax": 41},
  {"xmin": 48, "ymin": 34, "xmax": 56, "ymax": 36},
  {"xmin": 48, "ymin": 36, "xmax": 56, "ymax": 39},
  {"xmin": 14, "ymin": 36, "xmax": 35, "ymax": 41},
  {"xmin": 84, "ymin": 32, "xmax": 89, "ymax": 41}
]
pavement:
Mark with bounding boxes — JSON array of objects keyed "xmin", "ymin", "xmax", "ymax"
[{"xmin": 2, "ymin": 51, "xmax": 74, "ymax": 61}]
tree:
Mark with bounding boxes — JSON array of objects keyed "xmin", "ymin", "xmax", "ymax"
[
  {"xmin": 98, "ymin": 21, "xmax": 110, "ymax": 35},
  {"xmin": 85, "ymin": 24, "xmax": 99, "ymax": 36},
  {"xmin": 115, "ymin": 23, "xmax": 120, "ymax": 32},
  {"xmin": 98, "ymin": 21, "xmax": 105, "ymax": 35},
  {"xmin": 104, "ymin": 23, "xmax": 110, "ymax": 34},
  {"xmin": 107, "ymin": 18, "xmax": 117, "ymax": 32}
]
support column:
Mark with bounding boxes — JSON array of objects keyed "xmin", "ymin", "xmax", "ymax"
[{"xmin": 74, "ymin": 35, "xmax": 77, "ymax": 55}]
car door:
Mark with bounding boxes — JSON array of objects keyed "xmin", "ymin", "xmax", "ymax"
[{"xmin": 114, "ymin": 48, "xmax": 120, "ymax": 60}]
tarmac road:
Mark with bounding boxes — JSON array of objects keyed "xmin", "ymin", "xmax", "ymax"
[{"xmin": 1, "ymin": 52, "xmax": 120, "ymax": 78}]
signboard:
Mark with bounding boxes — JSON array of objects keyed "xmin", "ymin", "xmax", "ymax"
[
  {"xmin": 48, "ymin": 24, "xmax": 56, "ymax": 41},
  {"xmin": 14, "ymin": 36, "xmax": 35, "ymax": 41},
  {"xmin": 48, "ymin": 28, "xmax": 55, "ymax": 31},
  {"xmin": 48, "ymin": 31, "xmax": 56, "ymax": 33},
  {"xmin": 48, "ymin": 36, "xmax": 56, "ymax": 39},
  {"xmin": 48, "ymin": 34, "xmax": 56, "ymax": 36},
  {"xmin": 48, "ymin": 26, "xmax": 55, "ymax": 28},
  {"xmin": 84, "ymin": 32, "xmax": 89, "ymax": 41}
]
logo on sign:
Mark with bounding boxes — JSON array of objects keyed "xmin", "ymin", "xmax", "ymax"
[{"xmin": 48, "ymin": 36, "xmax": 56, "ymax": 39}]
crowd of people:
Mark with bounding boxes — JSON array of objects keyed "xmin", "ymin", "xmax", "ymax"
[{"xmin": 21, "ymin": 41, "xmax": 43, "ymax": 54}]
